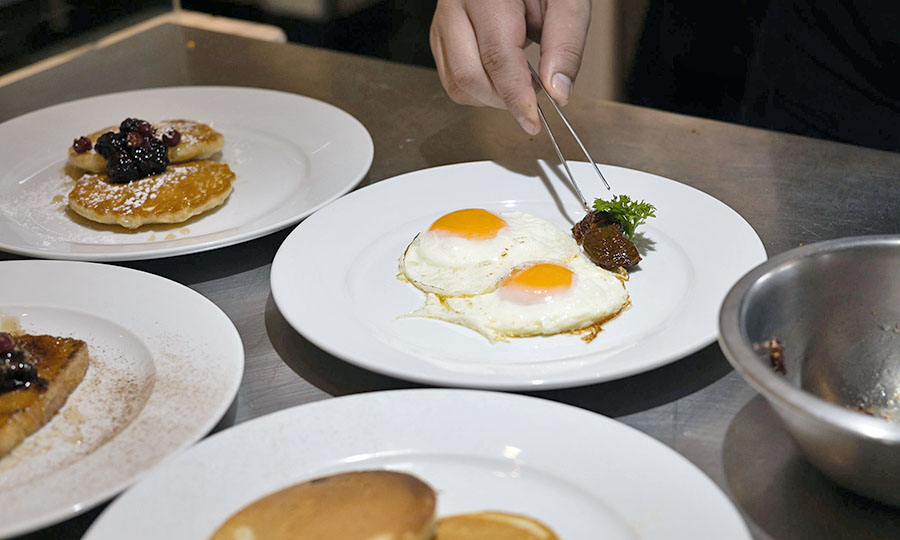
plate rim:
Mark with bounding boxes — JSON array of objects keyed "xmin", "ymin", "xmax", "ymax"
[
  {"xmin": 82, "ymin": 388, "xmax": 751, "ymax": 540},
  {"xmin": 271, "ymin": 159, "xmax": 767, "ymax": 390},
  {"xmin": 0, "ymin": 85, "xmax": 373, "ymax": 262},
  {"xmin": 0, "ymin": 259, "xmax": 244, "ymax": 538}
]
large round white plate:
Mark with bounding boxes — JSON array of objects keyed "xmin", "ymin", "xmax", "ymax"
[
  {"xmin": 271, "ymin": 160, "xmax": 766, "ymax": 389},
  {"xmin": 0, "ymin": 260, "xmax": 243, "ymax": 538},
  {"xmin": 83, "ymin": 390, "xmax": 750, "ymax": 539},
  {"xmin": 0, "ymin": 86, "xmax": 373, "ymax": 261}
]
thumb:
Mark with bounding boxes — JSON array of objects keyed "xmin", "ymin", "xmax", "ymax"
[{"xmin": 538, "ymin": 0, "xmax": 591, "ymax": 105}]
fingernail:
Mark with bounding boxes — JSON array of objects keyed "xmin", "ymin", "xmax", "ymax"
[
  {"xmin": 551, "ymin": 73, "xmax": 572, "ymax": 103},
  {"xmin": 516, "ymin": 116, "xmax": 539, "ymax": 136}
]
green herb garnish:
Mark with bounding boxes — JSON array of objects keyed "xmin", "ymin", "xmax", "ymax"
[{"xmin": 593, "ymin": 195, "xmax": 657, "ymax": 239}]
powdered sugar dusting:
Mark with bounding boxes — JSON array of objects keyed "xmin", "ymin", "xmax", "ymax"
[
  {"xmin": 0, "ymin": 106, "xmax": 318, "ymax": 257},
  {"xmin": 0, "ymin": 165, "xmax": 145, "ymax": 244},
  {"xmin": 74, "ymin": 164, "xmax": 195, "ymax": 214},
  {"xmin": 0, "ymin": 260, "xmax": 243, "ymax": 531},
  {"xmin": 0, "ymin": 165, "xmax": 92, "ymax": 241},
  {"xmin": 154, "ymin": 120, "xmax": 203, "ymax": 145},
  {"xmin": 0, "ymin": 339, "xmax": 154, "ymax": 485}
]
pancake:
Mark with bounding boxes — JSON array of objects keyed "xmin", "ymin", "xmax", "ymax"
[
  {"xmin": 1, "ymin": 334, "xmax": 90, "ymax": 457},
  {"xmin": 209, "ymin": 470, "xmax": 437, "ymax": 540},
  {"xmin": 435, "ymin": 511, "xmax": 560, "ymax": 540},
  {"xmin": 68, "ymin": 119, "xmax": 225, "ymax": 173},
  {"xmin": 67, "ymin": 160, "xmax": 235, "ymax": 229}
]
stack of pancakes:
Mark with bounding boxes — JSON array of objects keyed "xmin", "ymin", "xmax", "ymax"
[
  {"xmin": 209, "ymin": 470, "xmax": 559, "ymax": 540},
  {"xmin": 66, "ymin": 120, "xmax": 235, "ymax": 229}
]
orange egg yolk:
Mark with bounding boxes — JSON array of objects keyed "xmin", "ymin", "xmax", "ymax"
[
  {"xmin": 428, "ymin": 209, "xmax": 507, "ymax": 240},
  {"xmin": 499, "ymin": 263, "xmax": 574, "ymax": 304}
]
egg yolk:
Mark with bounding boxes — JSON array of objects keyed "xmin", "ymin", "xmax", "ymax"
[
  {"xmin": 498, "ymin": 263, "xmax": 573, "ymax": 305},
  {"xmin": 428, "ymin": 209, "xmax": 507, "ymax": 240}
]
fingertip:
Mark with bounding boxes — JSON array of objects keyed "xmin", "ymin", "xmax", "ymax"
[
  {"xmin": 507, "ymin": 92, "xmax": 541, "ymax": 136},
  {"xmin": 516, "ymin": 115, "xmax": 540, "ymax": 136},
  {"xmin": 550, "ymin": 72, "xmax": 572, "ymax": 105},
  {"xmin": 539, "ymin": 0, "xmax": 590, "ymax": 105}
]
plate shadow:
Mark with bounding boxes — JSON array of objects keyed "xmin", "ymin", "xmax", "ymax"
[
  {"xmin": 723, "ymin": 395, "xmax": 900, "ymax": 540},
  {"xmin": 531, "ymin": 341, "xmax": 734, "ymax": 417},
  {"xmin": 265, "ymin": 294, "xmax": 420, "ymax": 396}
]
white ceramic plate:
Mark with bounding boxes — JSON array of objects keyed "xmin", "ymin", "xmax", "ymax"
[
  {"xmin": 271, "ymin": 160, "xmax": 766, "ymax": 389},
  {"xmin": 83, "ymin": 389, "xmax": 750, "ymax": 539},
  {"xmin": 0, "ymin": 260, "xmax": 243, "ymax": 538},
  {"xmin": 0, "ymin": 86, "xmax": 373, "ymax": 261}
]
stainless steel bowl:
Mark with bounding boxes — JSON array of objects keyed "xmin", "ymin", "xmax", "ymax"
[{"xmin": 719, "ymin": 235, "xmax": 900, "ymax": 506}]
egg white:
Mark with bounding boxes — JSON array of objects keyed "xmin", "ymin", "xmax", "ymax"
[
  {"xmin": 399, "ymin": 211, "xmax": 580, "ymax": 296},
  {"xmin": 407, "ymin": 256, "xmax": 629, "ymax": 342}
]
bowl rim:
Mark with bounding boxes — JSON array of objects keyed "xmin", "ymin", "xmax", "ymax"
[{"xmin": 718, "ymin": 234, "xmax": 900, "ymax": 442}]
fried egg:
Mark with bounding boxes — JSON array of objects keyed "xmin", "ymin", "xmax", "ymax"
[
  {"xmin": 399, "ymin": 209, "xmax": 579, "ymax": 296},
  {"xmin": 408, "ymin": 257, "xmax": 629, "ymax": 342}
]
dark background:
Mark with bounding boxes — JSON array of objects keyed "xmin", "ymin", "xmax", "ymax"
[
  {"xmin": 2, "ymin": 1, "xmax": 898, "ymax": 151},
  {"xmin": 0, "ymin": 0, "xmax": 763, "ymax": 123}
]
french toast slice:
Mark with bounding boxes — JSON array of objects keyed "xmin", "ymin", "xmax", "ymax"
[{"xmin": 0, "ymin": 334, "xmax": 90, "ymax": 458}]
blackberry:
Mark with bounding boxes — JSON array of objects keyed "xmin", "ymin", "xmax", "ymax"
[
  {"xmin": 98, "ymin": 118, "xmax": 170, "ymax": 182},
  {"xmin": 0, "ymin": 349, "xmax": 47, "ymax": 393},
  {"xmin": 106, "ymin": 151, "xmax": 142, "ymax": 183},
  {"xmin": 95, "ymin": 131, "xmax": 125, "ymax": 159},
  {"xmin": 133, "ymin": 138, "xmax": 169, "ymax": 176}
]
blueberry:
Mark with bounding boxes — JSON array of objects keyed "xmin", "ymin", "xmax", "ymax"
[
  {"xmin": 136, "ymin": 122, "xmax": 154, "ymax": 137},
  {"xmin": 72, "ymin": 136, "xmax": 92, "ymax": 154},
  {"xmin": 161, "ymin": 128, "xmax": 181, "ymax": 147},
  {"xmin": 119, "ymin": 117, "xmax": 150, "ymax": 134},
  {"xmin": 0, "ymin": 333, "xmax": 13, "ymax": 354},
  {"xmin": 126, "ymin": 131, "xmax": 144, "ymax": 148}
]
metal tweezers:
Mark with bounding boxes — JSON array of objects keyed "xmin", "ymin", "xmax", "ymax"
[{"xmin": 527, "ymin": 62, "xmax": 610, "ymax": 212}]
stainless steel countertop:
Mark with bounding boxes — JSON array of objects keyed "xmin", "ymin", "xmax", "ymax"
[{"xmin": 2, "ymin": 24, "xmax": 899, "ymax": 540}]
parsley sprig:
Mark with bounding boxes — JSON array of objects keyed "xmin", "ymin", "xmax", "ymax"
[{"xmin": 593, "ymin": 195, "xmax": 657, "ymax": 239}]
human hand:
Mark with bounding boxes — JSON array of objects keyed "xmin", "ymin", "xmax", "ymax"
[{"xmin": 430, "ymin": 0, "xmax": 591, "ymax": 135}]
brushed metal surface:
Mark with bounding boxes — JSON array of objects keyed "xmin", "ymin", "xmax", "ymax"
[
  {"xmin": 1, "ymin": 23, "xmax": 899, "ymax": 540},
  {"xmin": 719, "ymin": 236, "xmax": 900, "ymax": 506}
]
